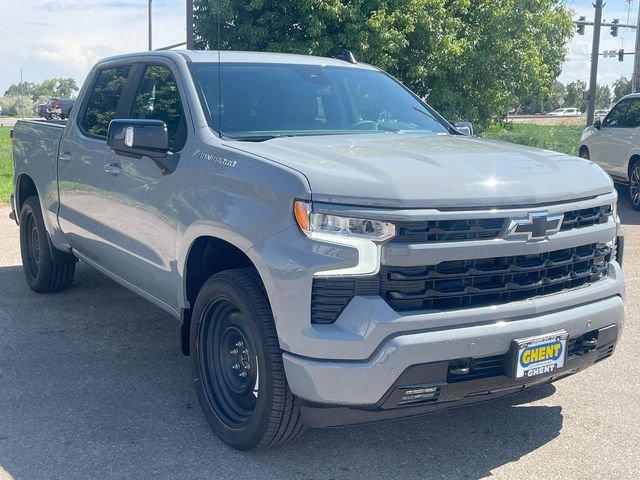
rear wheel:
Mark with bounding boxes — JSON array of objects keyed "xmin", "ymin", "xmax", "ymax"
[
  {"xmin": 630, "ymin": 161, "xmax": 640, "ymax": 211},
  {"xmin": 19, "ymin": 196, "xmax": 76, "ymax": 292},
  {"xmin": 190, "ymin": 268, "xmax": 305, "ymax": 450}
]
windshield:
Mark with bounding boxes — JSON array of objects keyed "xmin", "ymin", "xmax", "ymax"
[{"xmin": 190, "ymin": 63, "xmax": 450, "ymax": 140}]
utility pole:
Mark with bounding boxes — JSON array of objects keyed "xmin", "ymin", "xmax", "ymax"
[
  {"xmin": 587, "ymin": 0, "xmax": 604, "ymax": 126},
  {"xmin": 634, "ymin": 0, "xmax": 640, "ymax": 92},
  {"xmin": 186, "ymin": 0, "xmax": 194, "ymax": 49},
  {"xmin": 148, "ymin": 0, "xmax": 153, "ymax": 51},
  {"xmin": 19, "ymin": 68, "xmax": 23, "ymax": 119}
]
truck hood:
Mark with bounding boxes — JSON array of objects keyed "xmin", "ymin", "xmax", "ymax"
[{"xmin": 228, "ymin": 133, "xmax": 613, "ymax": 208}]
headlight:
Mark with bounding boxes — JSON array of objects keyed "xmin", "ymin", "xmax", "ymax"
[
  {"xmin": 293, "ymin": 200, "xmax": 396, "ymax": 276},
  {"xmin": 294, "ymin": 201, "xmax": 396, "ymax": 241}
]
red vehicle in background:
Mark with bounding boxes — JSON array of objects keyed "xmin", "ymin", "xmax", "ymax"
[{"xmin": 46, "ymin": 98, "xmax": 75, "ymax": 120}]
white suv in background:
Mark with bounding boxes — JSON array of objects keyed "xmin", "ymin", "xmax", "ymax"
[
  {"xmin": 549, "ymin": 107, "xmax": 582, "ymax": 116},
  {"xmin": 580, "ymin": 93, "xmax": 640, "ymax": 210}
]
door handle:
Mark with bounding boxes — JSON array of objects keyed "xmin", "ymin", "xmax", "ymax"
[
  {"xmin": 59, "ymin": 152, "xmax": 72, "ymax": 163},
  {"xmin": 104, "ymin": 163, "xmax": 122, "ymax": 176}
]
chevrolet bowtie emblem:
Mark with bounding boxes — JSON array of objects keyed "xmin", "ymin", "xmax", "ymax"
[{"xmin": 505, "ymin": 211, "xmax": 564, "ymax": 241}]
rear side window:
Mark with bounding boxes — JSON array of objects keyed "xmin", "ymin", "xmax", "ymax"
[
  {"xmin": 81, "ymin": 66, "xmax": 131, "ymax": 138},
  {"xmin": 603, "ymin": 99, "xmax": 630, "ymax": 128},
  {"xmin": 130, "ymin": 65, "xmax": 187, "ymax": 151},
  {"xmin": 623, "ymin": 99, "xmax": 640, "ymax": 128}
]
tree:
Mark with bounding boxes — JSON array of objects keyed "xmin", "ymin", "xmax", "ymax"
[
  {"xmin": 612, "ymin": 76, "xmax": 632, "ymax": 102},
  {"xmin": 194, "ymin": 0, "xmax": 574, "ymax": 126},
  {"xmin": 564, "ymin": 80, "xmax": 587, "ymax": 111},
  {"xmin": 4, "ymin": 77, "xmax": 78, "ymax": 102},
  {"xmin": 517, "ymin": 80, "xmax": 566, "ymax": 114},
  {"xmin": 595, "ymin": 84, "xmax": 611, "ymax": 109}
]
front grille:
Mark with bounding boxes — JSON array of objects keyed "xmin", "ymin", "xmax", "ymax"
[
  {"xmin": 311, "ymin": 243, "xmax": 610, "ymax": 324},
  {"xmin": 560, "ymin": 205, "xmax": 612, "ymax": 231},
  {"xmin": 393, "ymin": 218, "xmax": 506, "ymax": 243},
  {"xmin": 380, "ymin": 243, "xmax": 610, "ymax": 312},
  {"xmin": 391, "ymin": 204, "xmax": 612, "ymax": 244}
]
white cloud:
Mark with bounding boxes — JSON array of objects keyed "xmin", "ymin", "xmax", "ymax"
[{"xmin": 0, "ymin": 0, "xmax": 185, "ymax": 94}]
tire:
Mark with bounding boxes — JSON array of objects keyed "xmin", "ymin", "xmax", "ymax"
[
  {"xmin": 629, "ymin": 161, "xmax": 640, "ymax": 211},
  {"xmin": 579, "ymin": 146, "xmax": 589, "ymax": 160},
  {"xmin": 190, "ymin": 268, "xmax": 305, "ymax": 450},
  {"xmin": 19, "ymin": 196, "xmax": 76, "ymax": 293}
]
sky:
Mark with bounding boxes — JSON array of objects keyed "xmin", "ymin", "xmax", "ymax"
[{"xmin": 0, "ymin": 0, "xmax": 636, "ymax": 95}]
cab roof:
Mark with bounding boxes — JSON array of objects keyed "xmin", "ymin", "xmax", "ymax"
[{"xmin": 99, "ymin": 50, "xmax": 378, "ymax": 70}]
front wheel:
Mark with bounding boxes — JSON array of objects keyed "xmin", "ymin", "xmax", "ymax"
[
  {"xmin": 190, "ymin": 268, "xmax": 305, "ymax": 450},
  {"xmin": 630, "ymin": 162, "xmax": 640, "ymax": 211}
]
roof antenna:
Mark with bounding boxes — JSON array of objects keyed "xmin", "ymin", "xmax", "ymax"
[{"xmin": 336, "ymin": 49, "xmax": 357, "ymax": 64}]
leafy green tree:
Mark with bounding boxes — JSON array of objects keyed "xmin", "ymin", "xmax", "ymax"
[
  {"xmin": 4, "ymin": 77, "xmax": 78, "ymax": 102},
  {"xmin": 564, "ymin": 80, "xmax": 587, "ymax": 111},
  {"xmin": 517, "ymin": 81, "xmax": 566, "ymax": 114},
  {"xmin": 595, "ymin": 84, "xmax": 611, "ymax": 109},
  {"xmin": 612, "ymin": 76, "xmax": 632, "ymax": 102},
  {"xmin": 194, "ymin": 0, "xmax": 573, "ymax": 126}
]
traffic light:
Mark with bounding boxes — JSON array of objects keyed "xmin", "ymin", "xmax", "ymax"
[
  {"xmin": 577, "ymin": 16, "xmax": 586, "ymax": 35},
  {"xmin": 611, "ymin": 19, "xmax": 619, "ymax": 37},
  {"xmin": 619, "ymin": 49, "xmax": 625, "ymax": 62}
]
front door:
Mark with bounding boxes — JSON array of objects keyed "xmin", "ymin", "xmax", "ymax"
[
  {"xmin": 93, "ymin": 61, "xmax": 190, "ymax": 307},
  {"xmin": 591, "ymin": 99, "xmax": 631, "ymax": 178}
]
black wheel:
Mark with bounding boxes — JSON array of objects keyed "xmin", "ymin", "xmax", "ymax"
[
  {"xmin": 630, "ymin": 162, "xmax": 640, "ymax": 211},
  {"xmin": 19, "ymin": 196, "xmax": 76, "ymax": 292},
  {"xmin": 579, "ymin": 146, "xmax": 589, "ymax": 160},
  {"xmin": 190, "ymin": 268, "xmax": 305, "ymax": 450}
]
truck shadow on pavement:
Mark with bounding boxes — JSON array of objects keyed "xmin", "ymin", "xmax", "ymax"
[{"xmin": 0, "ymin": 263, "xmax": 562, "ymax": 480}]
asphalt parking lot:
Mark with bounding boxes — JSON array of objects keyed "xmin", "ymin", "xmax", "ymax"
[{"xmin": 0, "ymin": 187, "xmax": 639, "ymax": 480}]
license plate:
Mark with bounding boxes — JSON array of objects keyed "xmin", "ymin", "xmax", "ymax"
[{"xmin": 512, "ymin": 331, "xmax": 568, "ymax": 379}]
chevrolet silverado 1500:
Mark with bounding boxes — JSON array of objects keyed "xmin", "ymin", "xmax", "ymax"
[{"xmin": 11, "ymin": 50, "xmax": 625, "ymax": 450}]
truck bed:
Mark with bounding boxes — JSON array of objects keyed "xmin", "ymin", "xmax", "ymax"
[{"xmin": 11, "ymin": 119, "xmax": 67, "ymax": 234}]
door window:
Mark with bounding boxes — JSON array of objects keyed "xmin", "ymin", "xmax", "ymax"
[
  {"xmin": 602, "ymin": 99, "xmax": 631, "ymax": 128},
  {"xmin": 130, "ymin": 65, "xmax": 187, "ymax": 151},
  {"xmin": 81, "ymin": 65, "xmax": 132, "ymax": 138},
  {"xmin": 622, "ymin": 99, "xmax": 640, "ymax": 128}
]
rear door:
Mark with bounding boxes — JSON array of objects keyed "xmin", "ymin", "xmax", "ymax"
[
  {"xmin": 58, "ymin": 63, "xmax": 135, "ymax": 262},
  {"xmin": 588, "ymin": 98, "xmax": 631, "ymax": 178}
]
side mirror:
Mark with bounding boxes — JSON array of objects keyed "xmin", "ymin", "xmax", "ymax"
[
  {"xmin": 593, "ymin": 117, "xmax": 602, "ymax": 130},
  {"xmin": 454, "ymin": 121, "xmax": 474, "ymax": 136},
  {"xmin": 108, "ymin": 119, "xmax": 169, "ymax": 158},
  {"xmin": 107, "ymin": 119, "xmax": 177, "ymax": 173}
]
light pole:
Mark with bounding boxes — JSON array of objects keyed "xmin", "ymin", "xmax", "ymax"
[
  {"xmin": 187, "ymin": 0, "xmax": 194, "ymax": 49},
  {"xmin": 148, "ymin": 0, "xmax": 153, "ymax": 51},
  {"xmin": 586, "ymin": 0, "xmax": 603, "ymax": 126}
]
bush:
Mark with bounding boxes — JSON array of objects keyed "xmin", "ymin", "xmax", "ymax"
[{"xmin": 482, "ymin": 123, "xmax": 584, "ymax": 156}]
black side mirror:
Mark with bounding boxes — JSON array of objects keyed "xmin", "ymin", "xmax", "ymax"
[
  {"xmin": 593, "ymin": 117, "xmax": 602, "ymax": 130},
  {"xmin": 454, "ymin": 121, "xmax": 474, "ymax": 136},
  {"xmin": 108, "ymin": 119, "xmax": 168, "ymax": 158},
  {"xmin": 107, "ymin": 119, "xmax": 177, "ymax": 173}
]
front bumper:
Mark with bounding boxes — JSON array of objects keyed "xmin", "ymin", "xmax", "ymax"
[
  {"xmin": 299, "ymin": 323, "xmax": 618, "ymax": 427},
  {"xmin": 283, "ymin": 294, "xmax": 624, "ymax": 407}
]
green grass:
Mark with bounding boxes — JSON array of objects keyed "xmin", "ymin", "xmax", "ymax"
[
  {"xmin": 0, "ymin": 127, "xmax": 12, "ymax": 205},
  {"xmin": 482, "ymin": 123, "xmax": 584, "ymax": 156}
]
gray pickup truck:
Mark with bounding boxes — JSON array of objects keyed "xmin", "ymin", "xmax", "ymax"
[{"xmin": 11, "ymin": 50, "xmax": 625, "ymax": 450}]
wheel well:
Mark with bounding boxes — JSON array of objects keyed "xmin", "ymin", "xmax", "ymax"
[
  {"xmin": 17, "ymin": 174, "xmax": 38, "ymax": 212},
  {"xmin": 579, "ymin": 145, "xmax": 589, "ymax": 157},
  {"xmin": 181, "ymin": 236, "xmax": 257, "ymax": 355},
  {"xmin": 628, "ymin": 155, "xmax": 640, "ymax": 179}
]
